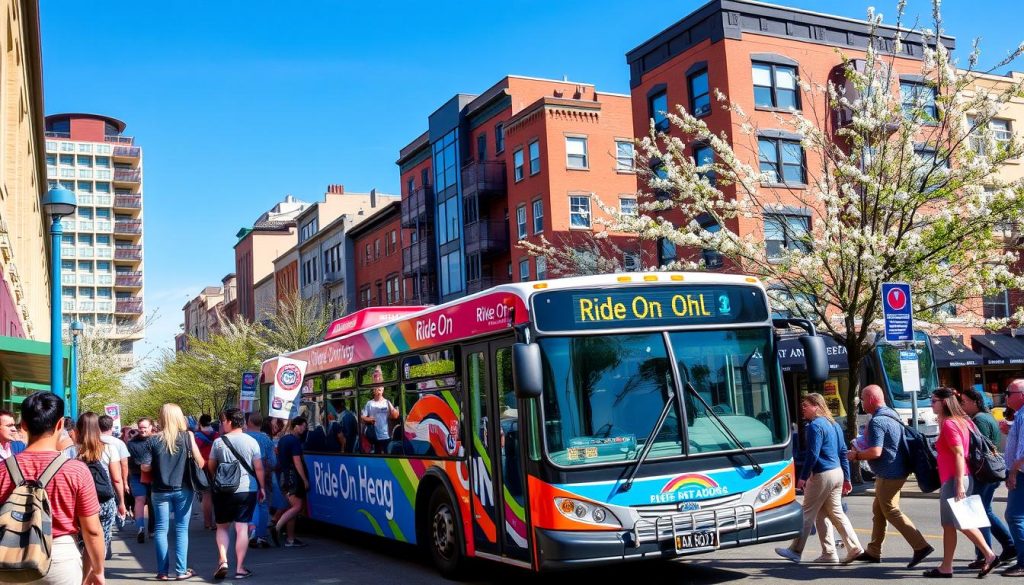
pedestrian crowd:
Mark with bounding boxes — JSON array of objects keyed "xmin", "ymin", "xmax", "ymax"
[
  {"xmin": 0, "ymin": 393, "xmax": 309, "ymax": 584},
  {"xmin": 775, "ymin": 380, "xmax": 1024, "ymax": 579}
]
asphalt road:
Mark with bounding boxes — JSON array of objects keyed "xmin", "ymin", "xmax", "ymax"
[{"xmin": 105, "ymin": 490, "xmax": 1011, "ymax": 584}]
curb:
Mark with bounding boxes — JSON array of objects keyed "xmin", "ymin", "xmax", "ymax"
[{"xmin": 848, "ymin": 486, "xmax": 1007, "ymax": 502}]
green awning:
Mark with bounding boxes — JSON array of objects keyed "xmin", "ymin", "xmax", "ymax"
[{"xmin": 0, "ymin": 336, "xmax": 70, "ymax": 387}]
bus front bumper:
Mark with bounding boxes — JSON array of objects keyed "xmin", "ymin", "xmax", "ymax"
[{"xmin": 534, "ymin": 501, "xmax": 802, "ymax": 570}]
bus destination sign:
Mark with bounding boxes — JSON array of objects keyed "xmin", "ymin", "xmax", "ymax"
[{"xmin": 533, "ymin": 285, "xmax": 769, "ymax": 332}]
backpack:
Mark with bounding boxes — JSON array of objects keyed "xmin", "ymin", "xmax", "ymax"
[
  {"xmin": 84, "ymin": 460, "xmax": 115, "ymax": 503},
  {"xmin": 967, "ymin": 423, "xmax": 1007, "ymax": 484},
  {"xmin": 212, "ymin": 436, "xmax": 255, "ymax": 495},
  {"xmin": 0, "ymin": 455, "xmax": 67, "ymax": 583},
  {"xmin": 876, "ymin": 411, "xmax": 940, "ymax": 493}
]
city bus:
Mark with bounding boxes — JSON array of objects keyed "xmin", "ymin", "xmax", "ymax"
[{"xmin": 258, "ymin": 272, "xmax": 829, "ymax": 575}]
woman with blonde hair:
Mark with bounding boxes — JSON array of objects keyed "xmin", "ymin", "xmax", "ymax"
[
  {"xmin": 923, "ymin": 387, "xmax": 999, "ymax": 578},
  {"xmin": 138, "ymin": 403, "xmax": 205, "ymax": 581},
  {"xmin": 76, "ymin": 411, "xmax": 125, "ymax": 575},
  {"xmin": 776, "ymin": 393, "xmax": 863, "ymax": 564}
]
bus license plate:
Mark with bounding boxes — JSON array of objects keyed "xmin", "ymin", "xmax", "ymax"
[{"xmin": 675, "ymin": 529, "xmax": 718, "ymax": 552}]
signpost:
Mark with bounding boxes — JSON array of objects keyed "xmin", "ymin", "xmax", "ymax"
[
  {"xmin": 883, "ymin": 283, "xmax": 918, "ymax": 429},
  {"xmin": 104, "ymin": 403, "xmax": 122, "ymax": 436},
  {"xmin": 240, "ymin": 372, "xmax": 257, "ymax": 414}
]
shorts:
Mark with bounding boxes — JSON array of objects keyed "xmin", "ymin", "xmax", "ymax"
[
  {"xmin": 280, "ymin": 469, "xmax": 306, "ymax": 499},
  {"xmin": 939, "ymin": 475, "xmax": 974, "ymax": 527},
  {"xmin": 212, "ymin": 491, "xmax": 258, "ymax": 525},
  {"xmin": 128, "ymin": 474, "xmax": 148, "ymax": 498}
]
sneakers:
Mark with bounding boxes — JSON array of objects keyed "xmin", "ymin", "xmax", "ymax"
[
  {"xmin": 842, "ymin": 548, "xmax": 865, "ymax": 565},
  {"xmin": 1002, "ymin": 550, "xmax": 1020, "ymax": 565},
  {"xmin": 908, "ymin": 545, "xmax": 935, "ymax": 569},
  {"xmin": 811, "ymin": 553, "xmax": 840, "ymax": 564},
  {"xmin": 775, "ymin": 547, "xmax": 801, "ymax": 563},
  {"xmin": 283, "ymin": 539, "xmax": 307, "ymax": 548}
]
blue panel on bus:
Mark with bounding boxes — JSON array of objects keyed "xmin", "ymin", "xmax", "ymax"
[
  {"xmin": 304, "ymin": 454, "xmax": 420, "ymax": 543},
  {"xmin": 555, "ymin": 460, "xmax": 791, "ymax": 506}
]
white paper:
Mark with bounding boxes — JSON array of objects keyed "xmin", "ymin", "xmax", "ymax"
[{"xmin": 946, "ymin": 495, "xmax": 991, "ymax": 530}]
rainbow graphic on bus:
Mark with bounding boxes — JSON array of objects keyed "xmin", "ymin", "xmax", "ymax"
[{"xmin": 657, "ymin": 472, "xmax": 729, "ymax": 502}]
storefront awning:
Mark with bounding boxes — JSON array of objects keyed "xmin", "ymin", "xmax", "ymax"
[
  {"xmin": 931, "ymin": 336, "xmax": 984, "ymax": 368},
  {"xmin": 777, "ymin": 335, "xmax": 849, "ymax": 372},
  {"xmin": 971, "ymin": 334, "xmax": 1024, "ymax": 366}
]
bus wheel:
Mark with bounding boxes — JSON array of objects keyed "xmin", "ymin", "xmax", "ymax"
[{"xmin": 428, "ymin": 488, "xmax": 464, "ymax": 577}]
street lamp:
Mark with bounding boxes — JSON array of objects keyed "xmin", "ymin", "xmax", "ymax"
[
  {"xmin": 69, "ymin": 320, "xmax": 84, "ymax": 419},
  {"xmin": 42, "ymin": 184, "xmax": 76, "ymax": 403}
]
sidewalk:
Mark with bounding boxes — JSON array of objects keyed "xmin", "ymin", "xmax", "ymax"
[{"xmin": 848, "ymin": 478, "xmax": 1008, "ymax": 501}]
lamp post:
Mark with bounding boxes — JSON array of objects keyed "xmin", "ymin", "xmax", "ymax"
[
  {"xmin": 42, "ymin": 185, "xmax": 76, "ymax": 404},
  {"xmin": 69, "ymin": 320, "xmax": 84, "ymax": 419}
]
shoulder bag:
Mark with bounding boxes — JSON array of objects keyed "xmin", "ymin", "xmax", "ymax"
[
  {"xmin": 213, "ymin": 436, "xmax": 257, "ymax": 494},
  {"xmin": 184, "ymin": 432, "xmax": 209, "ymax": 492}
]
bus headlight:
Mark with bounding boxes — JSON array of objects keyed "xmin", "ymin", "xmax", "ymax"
[
  {"xmin": 757, "ymin": 473, "xmax": 792, "ymax": 506},
  {"xmin": 554, "ymin": 497, "xmax": 620, "ymax": 527}
]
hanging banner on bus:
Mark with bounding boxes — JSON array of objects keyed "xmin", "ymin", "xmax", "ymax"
[
  {"xmin": 532, "ymin": 285, "xmax": 769, "ymax": 332},
  {"xmin": 268, "ymin": 357, "xmax": 307, "ymax": 419},
  {"xmin": 282, "ymin": 292, "xmax": 528, "ymax": 375}
]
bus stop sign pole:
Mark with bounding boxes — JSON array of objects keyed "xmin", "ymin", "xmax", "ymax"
[{"xmin": 882, "ymin": 283, "xmax": 917, "ymax": 430}]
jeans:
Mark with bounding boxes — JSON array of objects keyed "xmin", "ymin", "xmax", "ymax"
[
  {"xmin": 977, "ymin": 480, "xmax": 1015, "ymax": 559},
  {"xmin": 152, "ymin": 488, "xmax": 194, "ymax": 577},
  {"xmin": 1006, "ymin": 474, "xmax": 1024, "ymax": 568}
]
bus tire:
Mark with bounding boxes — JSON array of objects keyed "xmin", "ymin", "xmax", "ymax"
[{"xmin": 427, "ymin": 487, "xmax": 465, "ymax": 578}]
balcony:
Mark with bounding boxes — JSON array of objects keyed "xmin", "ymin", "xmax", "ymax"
[
  {"xmin": 115, "ymin": 245, "xmax": 142, "ymax": 261},
  {"xmin": 114, "ymin": 195, "xmax": 142, "ymax": 210},
  {"xmin": 113, "ymin": 169, "xmax": 141, "ymax": 183},
  {"xmin": 112, "ymin": 146, "xmax": 141, "ymax": 159},
  {"xmin": 322, "ymin": 270, "xmax": 343, "ymax": 285},
  {"xmin": 400, "ymin": 185, "xmax": 434, "ymax": 228},
  {"xmin": 105, "ymin": 135, "xmax": 134, "ymax": 145},
  {"xmin": 45, "ymin": 131, "xmax": 71, "ymax": 139},
  {"xmin": 402, "ymin": 239, "xmax": 436, "ymax": 276},
  {"xmin": 463, "ymin": 220, "xmax": 509, "ymax": 256},
  {"xmin": 466, "ymin": 276, "xmax": 512, "ymax": 295},
  {"xmin": 115, "ymin": 272, "xmax": 143, "ymax": 288},
  {"xmin": 461, "ymin": 161, "xmax": 506, "ymax": 200},
  {"xmin": 114, "ymin": 220, "xmax": 142, "ymax": 235},
  {"xmin": 115, "ymin": 298, "xmax": 143, "ymax": 314}
]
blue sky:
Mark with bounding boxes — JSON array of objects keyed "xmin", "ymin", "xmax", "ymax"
[{"xmin": 38, "ymin": 0, "xmax": 1024, "ymax": 365}]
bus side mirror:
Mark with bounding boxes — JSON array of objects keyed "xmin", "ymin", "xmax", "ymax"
[
  {"xmin": 800, "ymin": 335, "xmax": 829, "ymax": 384},
  {"xmin": 512, "ymin": 343, "xmax": 543, "ymax": 399}
]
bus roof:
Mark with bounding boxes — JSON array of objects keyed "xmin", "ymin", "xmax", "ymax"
[{"xmin": 260, "ymin": 271, "xmax": 764, "ymax": 383}]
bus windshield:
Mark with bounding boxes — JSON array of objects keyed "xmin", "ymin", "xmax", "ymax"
[
  {"xmin": 876, "ymin": 333, "xmax": 938, "ymax": 404},
  {"xmin": 537, "ymin": 328, "xmax": 787, "ymax": 467}
]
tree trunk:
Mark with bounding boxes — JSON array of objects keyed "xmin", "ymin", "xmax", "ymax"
[{"xmin": 845, "ymin": 352, "xmax": 864, "ymax": 483}]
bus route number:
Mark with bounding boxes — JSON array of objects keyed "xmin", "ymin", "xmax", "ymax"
[{"xmin": 675, "ymin": 529, "xmax": 719, "ymax": 553}]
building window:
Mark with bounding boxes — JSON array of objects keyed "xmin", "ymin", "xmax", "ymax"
[
  {"xmin": 983, "ymin": 290, "xmax": 1009, "ymax": 319},
  {"xmin": 529, "ymin": 140, "xmax": 541, "ymax": 175},
  {"xmin": 390, "ymin": 230, "xmax": 397, "ymax": 255},
  {"xmin": 619, "ymin": 196, "xmax": 637, "ymax": 217},
  {"xmin": 495, "ymin": 123, "xmax": 504, "ymax": 154},
  {"xmin": 624, "ymin": 252, "xmax": 641, "ymax": 272},
  {"xmin": 365, "ymin": 243, "xmax": 371, "ymax": 264},
  {"xmin": 694, "ymin": 144, "xmax": 715, "ymax": 184},
  {"xmin": 532, "ymin": 199, "xmax": 544, "ymax": 234},
  {"xmin": 386, "ymin": 278, "xmax": 394, "ymax": 305},
  {"xmin": 569, "ymin": 195, "xmax": 591, "ymax": 229},
  {"xmin": 615, "ymin": 140, "xmax": 635, "ymax": 171},
  {"xmin": 758, "ymin": 137, "xmax": 805, "ymax": 184},
  {"xmin": 566, "ymin": 137, "xmax": 588, "ymax": 169},
  {"xmin": 513, "ymin": 149, "xmax": 524, "ymax": 182},
  {"xmin": 536, "ymin": 256, "xmax": 547, "ymax": 280},
  {"xmin": 374, "ymin": 239, "xmax": 380, "ymax": 259},
  {"xmin": 407, "ymin": 178, "xmax": 414, "ymax": 194},
  {"xmin": 900, "ymin": 81, "xmax": 937, "ymax": 121},
  {"xmin": 697, "ymin": 214, "xmax": 723, "ymax": 268},
  {"xmin": 649, "ymin": 90, "xmax": 669, "ymax": 132},
  {"xmin": 689, "ymin": 69, "xmax": 711, "ymax": 116},
  {"xmin": 769, "ymin": 288, "xmax": 817, "ymax": 319},
  {"xmin": 519, "ymin": 259, "xmax": 530, "ymax": 282},
  {"xmin": 477, "ymin": 133, "xmax": 487, "ymax": 161},
  {"xmin": 970, "ymin": 117, "xmax": 1012, "ymax": 156},
  {"xmin": 752, "ymin": 62, "xmax": 798, "ymax": 110},
  {"xmin": 517, "ymin": 205, "xmax": 527, "ymax": 239},
  {"xmin": 765, "ymin": 214, "xmax": 810, "ymax": 260}
]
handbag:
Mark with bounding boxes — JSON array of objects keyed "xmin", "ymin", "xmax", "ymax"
[
  {"xmin": 184, "ymin": 432, "xmax": 209, "ymax": 492},
  {"xmin": 968, "ymin": 423, "xmax": 1008, "ymax": 484},
  {"xmin": 212, "ymin": 436, "xmax": 256, "ymax": 494}
]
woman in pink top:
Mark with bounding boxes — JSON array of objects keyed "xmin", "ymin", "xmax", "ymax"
[{"xmin": 924, "ymin": 387, "xmax": 998, "ymax": 578}]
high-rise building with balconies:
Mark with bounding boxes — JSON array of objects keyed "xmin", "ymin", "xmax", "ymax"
[{"xmin": 44, "ymin": 113, "xmax": 143, "ymax": 370}]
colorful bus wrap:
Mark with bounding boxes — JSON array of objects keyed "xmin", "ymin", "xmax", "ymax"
[{"xmin": 261, "ymin": 273, "xmax": 820, "ymax": 575}]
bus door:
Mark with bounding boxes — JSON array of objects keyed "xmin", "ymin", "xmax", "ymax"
[{"xmin": 463, "ymin": 340, "xmax": 531, "ymax": 563}]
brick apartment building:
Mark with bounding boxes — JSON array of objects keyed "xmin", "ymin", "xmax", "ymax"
[
  {"xmin": 396, "ymin": 75, "xmax": 640, "ymax": 305},
  {"xmin": 348, "ymin": 201, "xmax": 412, "ymax": 309}
]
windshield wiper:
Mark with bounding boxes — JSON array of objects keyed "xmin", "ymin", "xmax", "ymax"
[
  {"xmin": 618, "ymin": 385, "xmax": 676, "ymax": 493},
  {"xmin": 684, "ymin": 382, "xmax": 762, "ymax": 475}
]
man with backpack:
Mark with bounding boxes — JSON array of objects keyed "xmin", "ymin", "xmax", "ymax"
[
  {"xmin": 194, "ymin": 414, "xmax": 219, "ymax": 531},
  {"xmin": 0, "ymin": 392, "xmax": 106, "ymax": 585},
  {"xmin": 846, "ymin": 384, "xmax": 934, "ymax": 568},
  {"xmin": 206, "ymin": 408, "xmax": 265, "ymax": 580}
]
